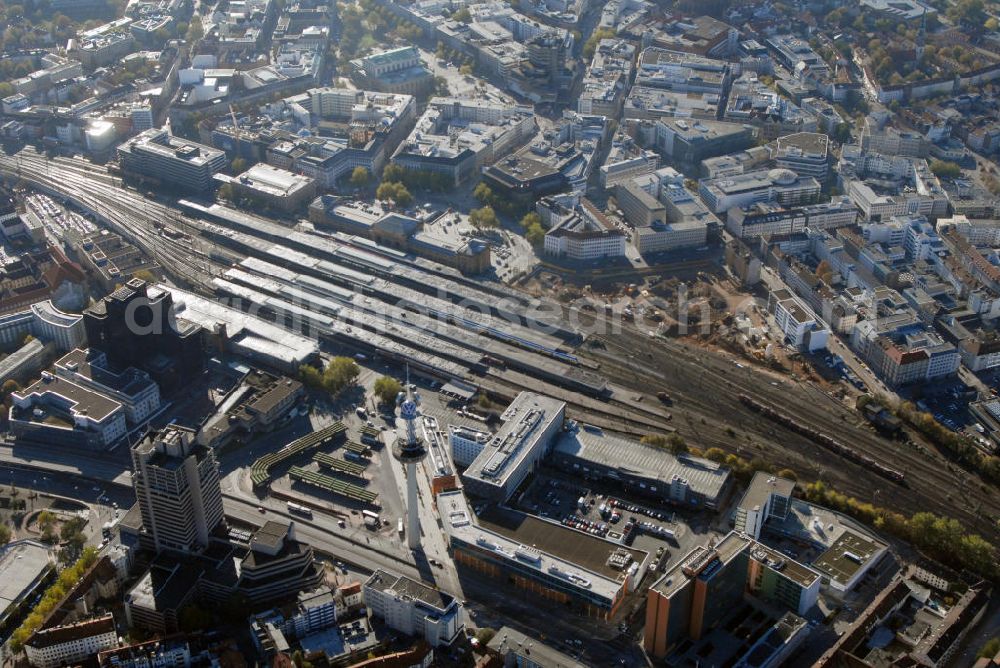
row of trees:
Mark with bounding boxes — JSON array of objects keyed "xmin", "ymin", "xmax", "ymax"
[
  {"xmin": 472, "ymin": 182, "xmax": 521, "ymax": 217},
  {"xmin": 644, "ymin": 428, "xmax": 997, "ymax": 580},
  {"xmin": 9, "ymin": 547, "xmax": 100, "ymax": 651},
  {"xmin": 803, "ymin": 480, "xmax": 997, "ymax": 579},
  {"xmin": 299, "ymin": 357, "xmax": 360, "ymax": 396},
  {"xmin": 383, "ymin": 164, "xmax": 454, "ymax": 193},
  {"xmin": 895, "ymin": 401, "xmax": 1000, "ymax": 486}
]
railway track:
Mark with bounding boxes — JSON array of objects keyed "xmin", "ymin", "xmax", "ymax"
[{"xmin": 585, "ymin": 330, "xmax": 1000, "ymax": 541}]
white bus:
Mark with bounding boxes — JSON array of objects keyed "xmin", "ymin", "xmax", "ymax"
[
  {"xmin": 397, "ymin": 517, "xmax": 404, "ymax": 538},
  {"xmin": 287, "ymin": 501, "xmax": 313, "ymax": 518}
]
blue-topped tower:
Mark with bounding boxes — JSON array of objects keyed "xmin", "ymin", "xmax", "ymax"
[{"xmin": 393, "ymin": 371, "xmax": 427, "ymax": 549}]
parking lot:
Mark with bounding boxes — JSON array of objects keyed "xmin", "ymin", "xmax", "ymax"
[{"xmin": 513, "ymin": 470, "xmax": 714, "ymax": 580}]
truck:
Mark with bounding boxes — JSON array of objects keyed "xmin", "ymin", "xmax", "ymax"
[
  {"xmin": 397, "ymin": 518, "xmax": 404, "ymax": 538},
  {"xmin": 657, "ymin": 391, "xmax": 673, "ymax": 405}
]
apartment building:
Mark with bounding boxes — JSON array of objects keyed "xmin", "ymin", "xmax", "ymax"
[{"xmin": 24, "ymin": 614, "xmax": 118, "ymax": 668}]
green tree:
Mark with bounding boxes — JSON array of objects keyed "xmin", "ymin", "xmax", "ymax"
[
  {"xmin": 373, "ymin": 375, "xmax": 402, "ymax": 405},
  {"xmin": 979, "ymin": 637, "xmax": 1000, "ymax": 659},
  {"xmin": 1, "ymin": 379, "xmax": 21, "ymax": 403},
  {"xmin": 469, "ymin": 206, "xmax": 499, "ymax": 230},
  {"xmin": 230, "ymin": 157, "xmax": 248, "ymax": 174},
  {"xmin": 475, "ymin": 627, "xmax": 497, "ymax": 645},
  {"xmin": 350, "ymin": 166, "xmax": 371, "ymax": 188},
  {"xmin": 459, "ymin": 63, "xmax": 473, "ymax": 75},
  {"xmin": 473, "ymin": 182, "xmax": 494, "ymax": 204},
  {"xmin": 641, "ymin": 433, "xmax": 688, "ymax": 455},
  {"xmin": 0, "ymin": 524, "xmax": 10, "ymax": 545},
  {"xmin": 520, "ymin": 211, "xmax": 542, "ymax": 229},
  {"xmin": 376, "ymin": 181, "xmax": 413, "ymax": 206},
  {"xmin": 525, "ymin": 221, "xmax": 545, "ymax": 246},
  {"xmin": 583, "ymin": 28, "xmax": 615, "ymax": 60},
  {"xmin": 38, "ymin": 510, "xmax": 56, "ymax": 530},
  {"xmin": 451, "ymin": 6, "xmax": 471, "ymax": 22},
  {"xmin": 947, "ymin": 0, "xmax": 986, "ymax": 25},
  {"xmin": 186, "ymin": 18, "xmax": 204, "ymax": 42},
  {"xmin": 929, "ymin": 159, "xmax": 961, "ymax": 178}
]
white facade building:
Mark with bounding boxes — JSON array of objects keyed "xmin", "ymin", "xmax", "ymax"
[
  {"xmin": 363, "ymin": 570, "xmax": 464, "ymax": 648},
  {"xmin": 448, "ymin": 425, "xmax": 490, "ymax": 468},
  {"xmin": 24, "ymin": 614, "xmax": 117, "ymax": 668}
]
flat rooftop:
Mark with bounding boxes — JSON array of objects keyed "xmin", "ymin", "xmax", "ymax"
[
  {"xmin": 477, "ymin": 504, "xmax": 647, "ymax": 582},
  {"xmin": 0, "ymin": 541, "xmax": 51, "ymax": 614},
  {"xmin": 554, "ymin": 425, "xmax": 730, "ymax": 501},
  {"xmin": 438, "ymin": 490, "xmax": 641, "ymax": 604},
  {"xmin": 738, "ymin": 472, "xmax": 796, "ymax": 514},
  {"xmin": 463, "ymin": 392, "xmax": 565, "ymax": 491},
  {"xmin": 811, "ymin": 529, "xmax": 885, "ymax": 586},
  {"xmin": 748, "ymin": 543, "xmax": 820, "ymax": 588},
  {"xmin": 16, "ymin": 373, "xmax": 122, "ymax": 423},
  {"xmin": 487, "ymin": 626, "xmax": 586, "ymax": 668},
  {"xmin": 365, "ymin": 569, "xmax": 452, "ymax": 611},
  {"xmin": 652, "ymin": 531, "xmax": 750, "ymax": 598}
]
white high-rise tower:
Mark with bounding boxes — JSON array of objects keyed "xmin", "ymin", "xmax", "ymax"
[{"xmin": 393, "ymin": 374, "xmax": 427, "ymax": 550}]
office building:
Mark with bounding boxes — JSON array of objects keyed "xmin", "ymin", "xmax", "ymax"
[
  {"xmin": 634, "ymin": 221, "xmax": 708, "ymax": 254},
  {"xmin": 735, "ymin": 473, "xmax": 796, "ymax": 541},
  {"xmin": 578, "ymin": 39, "xmax": 636, "ymax": 117},
  {"xmin": 600, "ymin": 145, "xmax": 659, "ymax": 189},
  {"xmin": 439, "ymin": 490, "xmax": 642, "ymax": 620},
  {"xmin": 767, "ymin": 288, "xmax": 829, "ymax": 351},
  {"xmin": 131, "ymin": 425, "xmax": 226, "ymax": 553},
  {"xmin": 543, "ymin": 201, "xmax": 627, "ymax": 261},
  {"xmin": 53, "ymin": 348, "xmax": 160, "ymax": 425},
  {"xmin": 461, "ymin": 392, "xmax": 566, "ymax": 502},
  {"xmin": 644, "ymin": 531, "xmax": 821, "ymax": 660},
  {"xmin": 117, "ymin": 128, "xmax": 228, "ymax": 193},
  {"xmin": 774, "ymin": 132, "xmax": 830, "ymax": 180},
  {"xmin": 238, "ymin": 521, "xmax": 324, "ymax": 605},
  {"xmin": 644, "ymin": 533, "xmax": 752, "ymax": 658},
  {"xmin": 24, "ymin": 614, "xmax": 118, "ymax": 668},
  {"xmin": 448, "ymin": 425, "xmax": 491, "ymax": 468},
  {"xmin": 97, "ymin": 637, "xmax": 192, "ymax": 667},
  {"xmin": 851, "ymin": 317, "xmax": 960, "ymax": 387},
  {"xmin": 551, "ymin": 424, "xmax": 731, "ymax": 509},
  {"xmin": 393, "ymin": 97, "xmax": 536, "ymax": 188},
  {"xmin": 654, "ymin": 119, "xmax": 756, "ymax": 172},
  {"xmin": 699, "ymin": 168, "xmax": 821, "ymax": 215},
  {"xmin": 0, "ymin": 300, "xmax": 85, "ymax": 352},
  {"xmin": 726, "ymin": 198, "xmax": 858, "ymax": 239},
  {"xmin": 733, "ymin": 613, "xmax": 811, "ymax": 668},
  {"xmin": 617, "ymin": 181, "xmax": 666, "ymax": 227},
  {"xmin": 363, "ymin": 570, "xmax": 464, "ymax": 648},
  {"xmin": 350, "ymin": 46, "xmax": 433, "ymax": 96},
  {"xmin": 226, "ymin": 164, "xmax": 316, "ymax": 213},
  {"xmin": 9, "ymin": 372, "xmax": 128, "ymax": 450},
  {"xmin": 635, "ymin": 48, "xmax": 730, "ymax": 95},
  {"xmin": 83, "ymin": 279, "xmax": 204, "ymax": 392}
]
